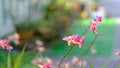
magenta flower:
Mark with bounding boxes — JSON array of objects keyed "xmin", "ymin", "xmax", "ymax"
[
  {"xmin": 75, "ymin": 36, "xmax": 84, "ymax": 48},
  {"xmin": 63, "ymin": 34, "xmax": 77, "ymax": 46},
  {"xmin": 63, "ymin": 34, "xmax": 84, "ymax": 48},
  {"xmin": 90, "ymin": 16, "xmax": 102, "ymax": 32},
  {"xmin": 94, "ymin": 16, "xmax": 102, "ymax": 23},
  {"xmin": 0, "ymin": 39, "xmax": 9, "ymax": 49},
  {"xmin": 89, "ymin": 21, "xmax": 97, "ymax": 32},
  {"xmin": 0, "ymin": 39, "xmax": 13, "ymax": 51},
  {"xmin": 38, "ymin": 63, "xmax": 52, "ymax": 68}
]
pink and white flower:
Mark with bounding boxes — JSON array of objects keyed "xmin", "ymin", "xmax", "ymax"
[
  {"xmin": 89, "ymin": 21, "xmax": 97, "ymax": 32},
  {"xmin": 63, "ymin": 34, "xmax": 84, "ymax": 48},
  {"xmin": 89, "ymin": 16, "xmax": 102, "ymax": 32},
  {"xmin": 0, "ymin": 39, "xmax": 13, "ymax": 51},
  {"xmin": 94, "ymin": 16, "xmax": 102, "ymax": 23},
  {"xmin": 75, "ymin": 36, "xmax": 84, "ymax": 48}
]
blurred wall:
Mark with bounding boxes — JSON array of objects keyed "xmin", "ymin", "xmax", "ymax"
[
  {"xmin": 0, "ymin": 0, "xmax": 15, "ymax": 37},
  {"xmin": 0, "ymin": 0, "xmax": 47, "ymax": 37}
]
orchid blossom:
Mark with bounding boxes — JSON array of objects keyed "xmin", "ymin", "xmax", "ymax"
[
  {"xmin": 63, "ymin": 34, "xmax": 84, "ymax": 48},
  {"xmin": 0, "ymin": 39, "xmax": 13, "ymax": 51},
  {"xmin": 90, "ymin": 16, "xmax": 102, "ymax": 32}
]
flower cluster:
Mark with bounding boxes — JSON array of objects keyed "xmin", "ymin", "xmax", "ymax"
[
  {"xmin": 90, "ymin": 16, "xmax": 102, "ymax": 32},
  {"xmin": 63, "ymin": 34, "xmax": 84, "ymax": 48},
  {"xmin": 0, "ymin": 39, "xmax": 13, "ymax": 51}
]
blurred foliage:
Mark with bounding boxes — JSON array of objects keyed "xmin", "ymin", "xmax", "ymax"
[
  {"xmin": 0, "ymin": 47, "xmax": 37, "ymax": 68},
  {"xmin": 35, "ymin": 0, "xmax": 73, "ymax": 45},
  {"xmin": 8, "ymin": 0, "xmax": 89, "ymax": 47},
  {"xmin": 15, "ymin": 20, "xmax": 37, "ymax": 31}
]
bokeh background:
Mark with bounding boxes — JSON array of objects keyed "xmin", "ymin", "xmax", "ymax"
[{"xmin": 0, "ymin": 0, "xmax": 120, "ymax": 68}]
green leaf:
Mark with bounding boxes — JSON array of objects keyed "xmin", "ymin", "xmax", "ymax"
[
  {"xmin": 86, "ymin": 58, "xmax": 93, "ymax": 68},
  {"xmin": 118, "ymin": 62, "xmax": 120, "ymax": 68},
  {"xmin": 13, "ymin": 46, "xmax": 26, "ymax": 68},
  {"xmin": 101, "ymin": 57, "xmax": 113, "ymax": 68},
  {"xmin": 7, "ymin": 52, "xmax": 11, "ymax": 68}
]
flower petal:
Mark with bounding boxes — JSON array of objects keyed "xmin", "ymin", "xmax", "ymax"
[{"xmin": 63, "ymin": 36, "xmax": 69, "ymax": 41}]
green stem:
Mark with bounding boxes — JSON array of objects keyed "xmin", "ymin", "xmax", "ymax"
[
  {"xmin": 58, "ymin": 44, "xmax": 75, "ymax": 68},
  {"xmin": 101, "ymin": 56, "xmax": 113, "ymax": 68},
  {"xmin": 81, "ymin": 26, "xmax": 90, "ymax": 36},
  {"xmin": 73, "ymin": 34, "xmax": 97, "ymax": 68},
  {"xmin": 7, "ymin": 52, "xmax": 11, "ymax": 68}
]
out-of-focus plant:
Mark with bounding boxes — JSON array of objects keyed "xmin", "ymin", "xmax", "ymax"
[
  {"xmin": 1, "ymin": 45, "xmax": 26, "ymax": 68},
  {"xmin": 0, "ymin": 43, "xmax": 34, "ymax": 68},
  {"xmin": 15, "ymin": 20, "xmax": 36, "ymax": 31},
  {"xmin": 35, "ymin": 40, "xmax": 46, "ymax": 52},
  {"xmin": 7, "ymin": 33, "xmax": 20, "ymax": 46},
  {"xmin": 32, "ymin": 57, "xmax": 53, "ymax": 68},
  {"xmin": 13, "ymin": 46, "xmax": 26, "ymax": 68},
  {"xmin": 35, "ymin": 0, "xmax": 73, "ymax": 45},
  {"xmin": 0, "ymin": 38, "xmax": 46, "ymax": 68},
  {"xmin": 63, "ymin": 56, "xmax": 86, "ymax": 68}
]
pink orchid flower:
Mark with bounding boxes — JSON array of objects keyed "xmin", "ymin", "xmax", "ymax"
[
  {"xmin": 63, "ymin": 34, "xmax": 84, "ymax": 48},
  {"xmin": 0, "ymin": 39, "xmax": 13, "ymax": 51},
  {"xmin": 89, "ymin": 21, "xmax": 97, "ymax": 32},
  {"xmin": 0, "ymin": 39, "xmax": 9, "ymax": 49},
  {"xmin": 75, "ymin": 36, "xmax": 84, "ymax": 48},
  {"xmin": 63, "ymin": 34, "xmax": 78, "ymax": 46},
  {"xmin": 90, "ymin": 16, "xmax": 102, "ymax": 32},
  {"xmin": 94, "ymin": 16, "xmax": 102, "ymax": 23}
]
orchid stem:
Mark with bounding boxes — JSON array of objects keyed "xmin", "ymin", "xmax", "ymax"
[
  {"xmin": 81, "ymin": 26, "xmax": 90, "ymax": 36},
  {"xmin": 58, "ymin": 44, "xmax": 75, "ymax": 68},
  {"xmin": 73, "ymin": 34, "xmax": 97, "ymax": 68}
]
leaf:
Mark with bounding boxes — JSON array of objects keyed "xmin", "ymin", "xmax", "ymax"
[
  {"xmin": 21, "ymin": 53, "xmax": 35, "ymax": 66},
  {"xmin": 13, "ymin": 46, "xmax": 26, "ymax": 68},
  {"xmin": 101, "ymin": 57, "xmax": 113, "ymax": 68},
  {"xmin": 86, "ymin": 58, "xmax": 93, "ymax": 68},
  {"xmin": 118, "ymin": 63, "xmax": 120, "ymax": 68}
]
